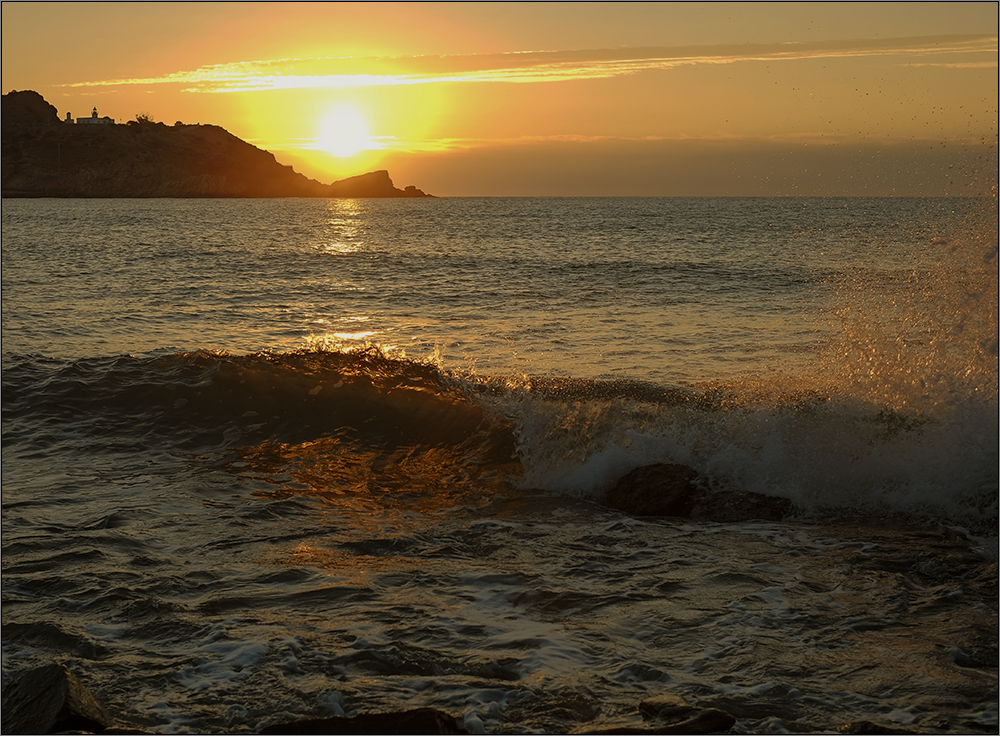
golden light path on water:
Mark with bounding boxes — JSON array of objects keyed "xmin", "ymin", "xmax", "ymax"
[{"xmin": 0, "ymin": 192, "xmax": 995, "ymax": 734}]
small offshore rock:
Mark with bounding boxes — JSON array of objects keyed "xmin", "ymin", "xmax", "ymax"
[
  {"xmin": 605, "ymin": 464, "xmax": 699, "ymax": 516},
  {"xmin": 259, "ymin": 707, "xmax": 469, "ymax": 734},
  {"xmin": 690, "ymin": 487, "xmax": 794, "ymax": 522},
  {"xmin": 1, "ymin": 663, "xmax": 111, "ymax": 735},
  {"xmin": 605, "ymin": 463, "xmax": 794, "ymax": 522}
]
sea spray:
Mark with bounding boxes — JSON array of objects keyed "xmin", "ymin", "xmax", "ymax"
[
  {"xmin": 825, "ymin": 192, "xmax": 998, "ymax": 414},
  {"xmin": 473, "ymin": 196, "xmax": 999, "ymax": 527},
  {"xmin": 3, "ymin": 197, "xmax": 997, "ymax": 734},
  {"xmin": 487, "ymin": 373, "xmax": 994, "ymax": 526},
  {"xmin": 818, "ymin": 191, "xmax": 998, "ymax": 521}
]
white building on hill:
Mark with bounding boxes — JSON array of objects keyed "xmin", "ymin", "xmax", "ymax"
[{"xmin": 70, "ymin": 107, "xmax": 115, "ymax": 125}]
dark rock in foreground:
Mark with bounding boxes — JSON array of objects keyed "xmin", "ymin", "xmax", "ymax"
[
  {"xmin": 605, "ymin": 463, "xmax": 794, "ymax": 522},
  {"xmin": 2, "ymin": 90, "xmax": 432, "ymax": 198},
  {"xmin": 837, "ymin": 721, "xmax": 923, "ymax": 735},
  {"xmin": 1, "ymin": 662, "xmax": 111, "ymax": 735},
  {"xmin": 579, "ymin": 693, "xmax": 737, "ymax": 734},
  {"xmin": 606, "ymin": 464, "xmax": 700, "ymax": 517},
  {"xmin": 259, "ymin": 707, "xmax": 469, "ymax": 734}
]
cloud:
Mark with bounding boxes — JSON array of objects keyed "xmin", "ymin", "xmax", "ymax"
[
  {"xmin": 904, "ymin": 61, "xmax": 998, "ymax": 68},
  {"xmin": 58, "ymin": 35, "xmax": 997, "ymax": 93},
  {"xmin": 261, "ymin": 129, "xmax": 991, "ymax": 157}
]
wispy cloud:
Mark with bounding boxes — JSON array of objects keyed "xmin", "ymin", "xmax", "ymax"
[
  {"xmin": 905, "ymin": 61, "xmax": 998, "ymax": 68},
  {"xmin": 259, "ymin": 129, "xmax": 991, "ymax": 156},
  {"xmin": 59, "ymin": 34, "xmax": 997, "ymax": 93}
]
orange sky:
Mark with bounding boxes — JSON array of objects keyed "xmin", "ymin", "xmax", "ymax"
[{"xmin": 3, "ymin": 2, "xmax": 997, "ymax": 195}]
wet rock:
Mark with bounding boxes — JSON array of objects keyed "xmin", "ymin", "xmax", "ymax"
[
  {"xmin": 638, "ymin": 694, "xmax": 736, "ymax": 734},
  {"xmin": 581, "ymin": 707, "xmax": 736, "ymax": 734},
  {"xmin": 1, "ymin": 663, "xmax": 111, "ymax": 735},
  {"xmin": 837, "ymin": 721, "xmax": 922, "ymax": 734},
  {"xmin": 954, "ymin": 643, "xmax": 1000, "ymax": 669},
  {"xmin": 605, "ymin": 464, "xmax": 699, "ymax": 517},
  {"xmin": 259, "ymin": 707, "xmax": 469, "ymax": 734},
  {"xmin": 637, "ymin": 694, "xmax": 694, "ymax": 720},
  {"xmin": 689, "ymin": 486, "xmax": 794, "ymax": 523},
  {"xmin": 580, "ymin": 693, "xmax": 736, "ymax": 735},
  {"xmin": 605, "ymin": 463, "xmax": 793, "ymax": 522},
  {"xmin": 660, "ymin": 708, "xmax": 737, "ymax": 734}
]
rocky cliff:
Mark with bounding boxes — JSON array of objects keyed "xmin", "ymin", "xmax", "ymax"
[{"xmin": 1, "ymin": 90, "xmax": 430, "ymax": 198}]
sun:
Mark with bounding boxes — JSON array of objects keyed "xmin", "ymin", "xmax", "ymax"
[{"xmin": 317, "ymin": 107, "xmax": 373, "ymax": 158}]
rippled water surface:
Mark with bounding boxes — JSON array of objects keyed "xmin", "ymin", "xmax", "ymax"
[
  {"xmin": 2, "ymin": 197, "xmax": 997, "ymax": 733},
  {"xmin": 3, "ymin": 197, "xmax": 955, "ymax": 381}
]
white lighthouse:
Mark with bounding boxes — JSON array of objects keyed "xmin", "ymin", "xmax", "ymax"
[{"xmin": 76, "ymin": 106, "xmax": 114, "ymax": 125}]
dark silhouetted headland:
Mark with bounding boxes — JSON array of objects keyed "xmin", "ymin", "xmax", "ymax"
[{"xmin": 1, "ymin": 91, "xmax": 431, "ymax": 198}]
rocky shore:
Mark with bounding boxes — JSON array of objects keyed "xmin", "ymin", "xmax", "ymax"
[{"xmin": 1, "ymin": 91, "xmax": 431, "ymax": 198}]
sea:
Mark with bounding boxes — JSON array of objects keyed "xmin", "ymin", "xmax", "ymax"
[{"xmin": 1, "ymin": 195, "xmax": 997, "ymax": 734}]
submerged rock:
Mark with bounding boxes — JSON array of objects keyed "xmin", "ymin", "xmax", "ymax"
[
  {"xmin": 605, "ymin": 463, "xmax": 794, "ymax": 522},
  {"xmin": 659, "ymin": 708, "xmax": 737, "ymax": 734},
  {"xmin": 580, "ymin": 693, "xmax": 737, "ymax": 734},
  {"xmin": 637, "ymin": 694, "xmax": 736, "ymax": 734},
  {"xmin": 1, "ymin": 662, "xmax": 111, "ymax": 735},
  {"xmin": 837, "ymin": 721, "xmax": 923, "ymax": 734},
  {"xmin": 259, "ymin": 707, "xmax": 470, "ymax": 734},
  {"xmin": 637, "ymin": 694, "xmax": 695, "ymax": 720}
]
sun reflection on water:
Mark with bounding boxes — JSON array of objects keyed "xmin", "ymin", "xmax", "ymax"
[{"xmin": 318, "ymin": 199, "xmax": 367, "ymax": 254}]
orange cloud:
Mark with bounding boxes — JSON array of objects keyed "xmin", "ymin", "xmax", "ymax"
[{"xmin": 58, "ymin": 34, "xmax": 997, "ymax": 93}]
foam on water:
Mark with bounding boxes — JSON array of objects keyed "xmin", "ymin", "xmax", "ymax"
[
  {"xmin": 484, "ymin": 372, "xmax": 995, "ymax": 528},
  {"xmin": 475, "ymin": 192, "xmax": 999, "ymax": 527},
  {"xmin": 2, "ymin": 195, "xmax": 996, "ymax": 734}
]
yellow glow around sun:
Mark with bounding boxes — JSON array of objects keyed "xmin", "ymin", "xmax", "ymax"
[{"xmin": 317, "ymin": 106, "xmax": 374, "ymax": 157}]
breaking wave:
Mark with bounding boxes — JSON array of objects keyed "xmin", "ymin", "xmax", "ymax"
[{"xmin": 4, "ymin": 341, "xmax": 996, "ymax": 531}]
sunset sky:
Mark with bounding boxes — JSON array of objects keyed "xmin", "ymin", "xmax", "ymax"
[{"xmin": 3, "ymin": 2, "xmax": 997, "ymax": 195}]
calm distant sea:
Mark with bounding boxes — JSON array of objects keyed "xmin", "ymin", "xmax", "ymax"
[{"xmin": 2, "ymin": 197, "xmax": 997, "ymax": 734}]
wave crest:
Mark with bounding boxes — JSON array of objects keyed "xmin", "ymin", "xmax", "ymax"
[{"xmin": 3, "ymin": 345, "xmax": 996, "ymax": 527}]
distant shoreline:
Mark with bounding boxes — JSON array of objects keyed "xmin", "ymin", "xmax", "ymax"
[{"xmin": 2, "ymin": 90, "xmax": 432, "ymax": 199}]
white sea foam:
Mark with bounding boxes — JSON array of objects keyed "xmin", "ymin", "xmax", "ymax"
[{"xmin": 2, "ymin": 196, "xmax": 995, "ymax": 735}]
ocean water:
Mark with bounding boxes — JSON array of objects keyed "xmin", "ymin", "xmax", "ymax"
[{"xmin": 1, "ymin": 196, "xmax": 997, "ymax": 734}]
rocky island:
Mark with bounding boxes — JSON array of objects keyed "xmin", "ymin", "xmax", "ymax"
[{"xmin": 1, "ymin": 90, "xmax": 431, "ymax": 198}]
